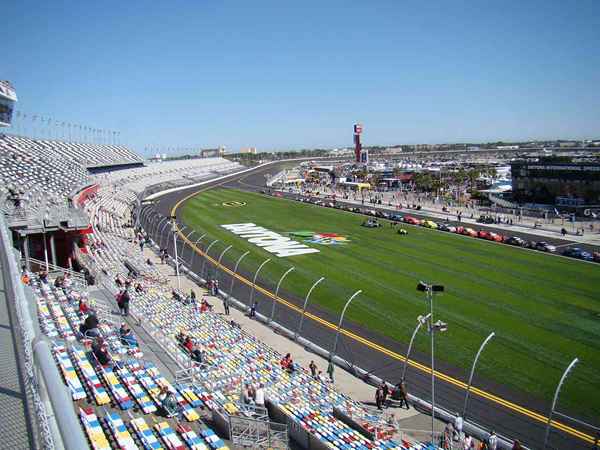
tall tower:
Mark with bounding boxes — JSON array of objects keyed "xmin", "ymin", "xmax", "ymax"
[{"xmin": 353, "ymin": 123, "xmax": 362, "ymax": 163}]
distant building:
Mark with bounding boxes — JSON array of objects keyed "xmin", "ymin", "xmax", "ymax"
[
  {"xmin": 239, "ymin": 147, "xmax": 257, "ymax": 154},
  {"xmin": 511, "ymin": 160, "xmax": 600, "ymax": 206},
  {"xmin": 201, "ymin": 146, "xmax": 226, "ymax": 158},
  {"xmin": 497, "ymin": 145, "xmax": 519, "ymax": 150}
]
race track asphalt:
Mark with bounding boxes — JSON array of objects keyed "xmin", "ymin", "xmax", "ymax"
[{"xmin": 142, "ymin": 162, "xmax": 600, "ymax": 450}]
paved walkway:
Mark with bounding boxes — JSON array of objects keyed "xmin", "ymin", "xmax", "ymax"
[{"xmin": 0, "ymin": 260, "xmax": 36, "ymax": 449}]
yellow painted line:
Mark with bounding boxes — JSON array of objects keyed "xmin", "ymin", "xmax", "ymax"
[{"xmin": 168, "ymin": 182, "xmax": 595, "ymax": 445}]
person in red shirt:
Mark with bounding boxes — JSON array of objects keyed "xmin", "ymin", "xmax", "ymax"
[
  {"xmin": 79, "ymin": 298, "xmax": 89, "ymax": 315},
  {"xmin": 183, "ymin": 336, "xmax": 194, "ymax": 353}
]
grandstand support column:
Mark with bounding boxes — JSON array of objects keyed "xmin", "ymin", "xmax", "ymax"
[
  {"xmin": 249, "ymin": 258, "xmax": 271, "ymax": 311},
  {"xmin": 271, "ymin": 267, "xmax": 295, "ymax": 323},
  {"xmin": 216, "ymin": 245, "xmax": 233, "ymax": 284},
  {"xmin": 330, "ymin": 290, "xmax": 362, "ymax": 363},
  {"xmin": 402, "ymin": 313, "xmax": 432, "ymax": 381},
  {"xmin": 295, "ymin": 277, "xmax": 325, "ymax": 340},
  {"xmin": 190, "ymin": 234, "xmax": 206, "ymax": 269},
  {"xmin": 229, "ymin": 251, "xmax": 250, "ymax": 298},
  {"xmin": 49, "ymin": 233, "xmax": 57, "ymax": 267},
  {"xmin": 22, "ymin": 233, "xmax": 31, "ymax": 271},
  {"xmin": 543, "ymin": 357, "xmax": 579, "ymax": 450},
  {"xmin": 463, "ymin": 332, "xmax": 495, "ymax": 419},
  {"xmin": 201, "ymin": 239, "xmax": 220, "ymax": 281},
  {"xmin": 42, "ymin": 214, "xmax": 49, "ymax": 271}
]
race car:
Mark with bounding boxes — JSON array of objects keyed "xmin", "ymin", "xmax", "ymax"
[
  {"xmin": 504, "ymin": 236, "xmax": 526, "ymax": 247},
  {"xmin": 437, "ymin": 223, "xmax": 457, "ymax": 233},
  {"xmin": 361, "ymin": 218, "xmax": 381, "ymax": 228},
  {"xmin": 531, "ymin": 241, "xmax": 557, "ymax": 252},
  {"xmin": 403, "ymin": 216, "xmax": 421, "ymax": 225},
  {"xmin": 477, "ymin": 230, "xmax": 492, "ymax": 240},
  {"xmin": 460, "ymin": 227, "xmax": 478, "ymax": 237},
  {"xmin": 562, "ymin": 247, "xmax": 594, "ymax": 261},
  {"xmin": 421, "ymin": 220, "xmax": 438, "ymax": 229}
]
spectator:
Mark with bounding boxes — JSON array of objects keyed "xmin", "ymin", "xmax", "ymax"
[
  {"xmin": 54, "ymin": 276, "xmax": 64, "ymax": 288},
  {"xmin": 454, "ymin": 413, "xmax": 464, "ymax": 441},
  {"xmin": 309, "ymin": 360, "xmax": 317, "ymax": 378},
  {"xmin": 20, "ymin": 270, "xmax": 30, "ymax": 285},
  {"xmin": 200, "ymin": 298, "xmax": 212, "ymax": 313},
  {"xmin": 255, "ymin": 383, "xmax": 265, "ymax": 406},
  {"xmin": 511, "ymin": 441, "xmax": 523, "ymax": 450},
  {"xmin": 39, "ymin": 270, "xmax": 48, "ymax": 284},
  {"xmin": 392, "ymin": 380, "xmax": 409, "ymax": 409},
  {"xmin": 223, "ymin": 297, "xmax": 230, "ymax": 315},
  {"xmin": 190, "ymin": 345, "xmax": 203, "ymax": 363},
  {"xmin": 63, "ymin": 273, "xmax": 72, "ymax": 289},
  {"xmin": 92, "ymin": 337, "xmax": 111, "ymax": 366},
  {"xmin": 242, "ymin": 383, "xmax": 255, "ymax": 404},
  {"xmin": 79, "ymin": 313, "xmax": 100, "ymax": 338},
  {"xmin": 183, "ymin": 336, "xmax": 194, "ymax": 353},
  {"xmin": 280, "ymin": 353, "xmax": 294, "ymax": 373},
  {"xmin": 79, "ymin": 298, "xmax": 90, "ymax": 315},
  {"xmin": 381, "ymin": 382, "xmax": 389, "ymax": 407},
  {"xmin": 487, "ymin": 431, "xmax": 498, "ymax": 450},
  {"xmin": 158, "ymin": 386, "xmax": 180, "ymax": 419},
  {"xmin": 135, "ymin": 283, "xmax": 144, "ymax": 294},
  {"xmin": 375, "ymin": 385, "xmax": 384, "ymax": 410},
  {"xmin": 190, "ymin": 289, "xmax": 196, "ymax": 302},
  {"xmin": 249, "ymin": 299, "xmax": 257, "ymax": 318},
  {"xmin": 119, "ymin": 324, "xmax": 138, "ymax": 348},
  {"xmin": 117, "ymin": 289, "xmax": 130, "ymax": 317},
  {"xmin": 463, "ymin": 435, "xmax": 473, "ymax": 450}
]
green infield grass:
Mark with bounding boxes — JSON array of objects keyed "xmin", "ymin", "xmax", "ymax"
[{"xmin": 181, "ymin": 188, "xmax": 600, "ymax": 419}]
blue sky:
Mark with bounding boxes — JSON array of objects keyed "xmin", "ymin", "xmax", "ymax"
[{"xmin": 3, "ymin": 0, "xmax": 599, "ymax": 154}]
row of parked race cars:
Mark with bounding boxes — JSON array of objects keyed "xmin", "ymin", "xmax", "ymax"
[{"xmin": 294, "ymin": 195, "xmax": 600, "ymax": 263}]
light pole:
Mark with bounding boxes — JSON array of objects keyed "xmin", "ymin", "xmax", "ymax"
[
  {"xmin": 270, "ymin": 267, "xmax": 295, "ymax": 323},
  {"xmin": 402, "ymin": 313, "xmax": 432, "ymax": 381},
  {"xmin": 295, "ymin": 277, "xmax": 325, "ymax": 339},
  {"xmin": 229, "ymin": 251, "xmax": 250, "ymax": 298},
  {"xmin": 249, "ymin": 258, "xmax": 271, "ymax": 312},
  {"xmin": 416, "ymin": 281, "xmax": 446, "ymax": 445},
  {"xmin": 463, "ymin": 332, "xmax": 495, "ymax": 419},
  {"xmin": 330, "ymin": 290, "xmax": 362, "ymax": 362},
  {"xmin": 171, "ymin": 219, "xmax": 181, "ymax": 290},
  {"xmin": 189, "ymin": 234, "xmax": 206, "ymax": 269},
  {"xmin": 201, "ymin": 239, "xmax": 220, "ymax": 280},
  {"xmin": 543, "ymin": 357, "xmax": 579, "ymax": 450},
  {"xmin": 216, "ymin": 245, "xmax": 233, "ymax": 284}
]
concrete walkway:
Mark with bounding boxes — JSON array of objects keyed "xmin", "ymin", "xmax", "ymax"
[{"xmin": 0, "ymin": 260, "xmax": 37, "ymax": 449}]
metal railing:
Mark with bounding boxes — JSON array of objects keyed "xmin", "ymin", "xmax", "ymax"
[{"xmin": 0, "ymin": 214, "xmax": 88, "ymax": 449}]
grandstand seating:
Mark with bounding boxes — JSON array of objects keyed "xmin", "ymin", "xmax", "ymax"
[
  {"xmin": 1, "ymin": 134, "xmax": 143, "ymax": 168},
  {"xmin": 93, "ymin": 157, "xmax": 242, "ymax": 195},
  {"xmin": 0, "ymin": 134, "xmax": 89, "ymax": 214},
  {"xmin": 4, "ymin": 131, "xmax": 434, "ymax": 448}
]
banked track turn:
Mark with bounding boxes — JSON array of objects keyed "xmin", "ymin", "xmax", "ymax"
[{"xmin": 146, "ymin": 162, "xmax": 596, "ymax": 449}]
